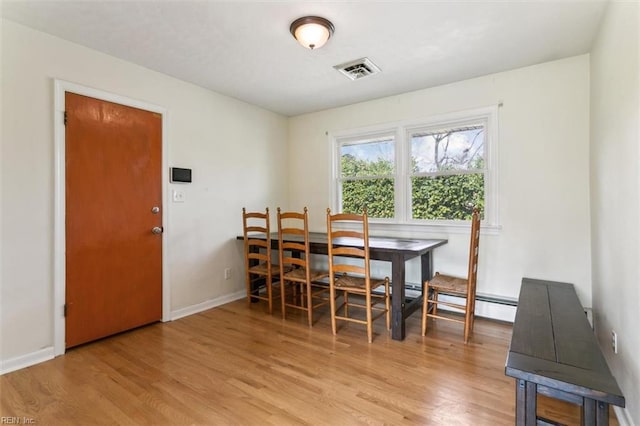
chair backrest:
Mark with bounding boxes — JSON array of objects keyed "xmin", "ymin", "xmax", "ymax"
[
  {"xmin": 277, "ymin": 207, "xmax": 311, "ymax": 275},
  {"xmin": 466, "ymin": 208, "xmax": 481, "ymax": 308},
  {"xmin": 242, "ymin": 207, "xmax": 273, "ymax": 270},
  {"xmin": 326, "ymin": 209, "xmax": 371, "ymax": 287}
]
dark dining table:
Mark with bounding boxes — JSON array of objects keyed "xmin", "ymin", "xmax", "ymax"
[{"xmin": 237, "ymin": 232, "xmax": 447, "ymax": 340}]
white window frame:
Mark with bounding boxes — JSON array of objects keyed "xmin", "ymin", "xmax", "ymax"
[
  {"xmin": 329, "ymin": 106, "xmax": 499, "ymax": 234},
  {"xmin": 333, "ymin": 129, "xmax": 399, "ymax": 224}
]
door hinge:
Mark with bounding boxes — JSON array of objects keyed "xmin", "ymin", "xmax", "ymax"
[
  {"xmin": 64, "ymin": 111, "xmax": 68, "ymax": 126},
  {"xmin": 64, "ymin": 304, "xmax": 67, "ymax": 317}
]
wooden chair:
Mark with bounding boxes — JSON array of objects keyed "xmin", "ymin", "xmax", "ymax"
[
  {"xmin": 277, "ymin": 207, "xmax": 330, "ymax": 326},
  {"xmin": 422, "ymin": 208, "xmax": 481, "ymax": 343},
  {"xmin": 326, "ymin": 208, "xmax": 390, "ymax": 343},
  {"xmin": 242, "ymin": 207, "xmax": 283, "ymax": 314}
]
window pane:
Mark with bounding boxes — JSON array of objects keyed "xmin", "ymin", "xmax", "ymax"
[
  {"xmin": 411, "ymin": 126, "xmax": 484, "ymax": 173},
  {"xmin": 341, "ymin": 139, "xmax": 394, "ymax": 178},
  {"xmin": 342, "ymin": 178, "xmax": 394, "ymax": 219},
  {"xmin": 411, "ymin": 174, "xmax": 484, "ymax": 220}
]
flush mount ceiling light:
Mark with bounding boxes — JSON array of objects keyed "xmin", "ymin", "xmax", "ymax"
[{"xmin": 290, "ymin": 16, "xmax": 335, "ymax": 50}]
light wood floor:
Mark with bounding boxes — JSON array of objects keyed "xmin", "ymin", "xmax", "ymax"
[{"xmin": 0, "ymin": 299, "xmax": 618, "ymax": 425}]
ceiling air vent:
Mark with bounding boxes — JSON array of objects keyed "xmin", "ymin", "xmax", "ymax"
[{"xmin": 334, "ymin": 57, "xmax": 381, "ymax": 81}]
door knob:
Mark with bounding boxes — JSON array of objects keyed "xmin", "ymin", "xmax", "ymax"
[
  {"xmin": 152, "ymin": 226, "xmax": 163, "ymax": 234},
  {"xmin": 151, "ymin": 206, "xmax": 160, "ymax": 214}
]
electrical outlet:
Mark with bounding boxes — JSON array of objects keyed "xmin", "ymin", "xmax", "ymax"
[
  {"xmin": 611, "ymin": 330, "xmax": 618, "ymax": 354},
  {"xmin": 224, "ymin": 268, "xmax": 232, "ymax": 280}
]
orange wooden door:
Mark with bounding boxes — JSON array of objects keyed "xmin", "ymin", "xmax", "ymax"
[{"xmin": 65, "ymin": 92, "xmax": 162, "ymax": 348}]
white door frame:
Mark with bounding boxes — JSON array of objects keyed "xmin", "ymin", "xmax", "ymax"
[{"xmin": 53, "ymin": 80, "xmax": 171, "ymax": 356}]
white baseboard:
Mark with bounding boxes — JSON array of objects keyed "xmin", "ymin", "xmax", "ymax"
[
  {"xmin": 614, "ymin": 406, "xmax": 635, "ymax": 426},
  {"xmin": 0, "ymin": 347, "xmax": 55, "ymax": 375},
  {"xmin": 170, "ymin": 290, "xmax": 245, "ymax": 321}
]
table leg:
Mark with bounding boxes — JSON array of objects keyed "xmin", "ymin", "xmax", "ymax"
[
  {"xmin": 391, "ymin": 252, "xmax": 406, "ymax": 340},
  {"xmin": 584, "ymin": 399, "xmax": 609, "ymax": 426},
  {"xmin": 583, "ymin": 398, "xmax": 596, "ymax": 426},
  {"xmin": 420, "ymin": 251, "xmax": 434, "ymax": 314},
  {"xmin": 596, "ymin": 401, "xmax": 609, "ymax": 426},
  {"xmin": 248, "ymin": 246, "xmax": 261, "ymax": 303},
  {"xmin": 516, "ymin": 379, "xmax": 537, "ymax": 426},
  {"xmin": 421, "ymin": 251, "xmax": 434, "ymax": 282}
]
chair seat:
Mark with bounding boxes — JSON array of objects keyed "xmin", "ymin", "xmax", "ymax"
[
  {"xmin": 334, "ymin": 274, "xmax": 387, "ymax": 292},
  {"xmin": 283, "ymin": 267, "xmax": 328, "ymax": 282},
  {"xmin": 249, "ymin": 262, "xmax": 289, "ymax": 275},
  {"xmin": 428, "ymin": 273, "xmax": 469, "ymax": 294}
]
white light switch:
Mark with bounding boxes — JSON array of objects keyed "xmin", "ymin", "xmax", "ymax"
[{"xmin": 172, "ymin": 190, "xmax": 185, "ymax": 203}]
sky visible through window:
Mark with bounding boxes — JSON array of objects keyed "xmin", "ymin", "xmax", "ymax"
[
  {"xmin": 412, "ymin": 126, "xmax": 484, "ymax": 173},
  {"xmin": 340, "ymin": 138, "xmax": 394, "ymax": 165},
  {"xmin": 339, "ymin": 127, "xmax": 483, "ymax": 175}
]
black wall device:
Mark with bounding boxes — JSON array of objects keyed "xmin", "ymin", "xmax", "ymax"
[{"xmin": 170, "ymin": 167, "xmax": 192, "ymax": 183}]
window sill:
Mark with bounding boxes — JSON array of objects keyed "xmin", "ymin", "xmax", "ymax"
[{"xmin": 366, "ymin": 220, "xmax": 502, "ymax": 237}]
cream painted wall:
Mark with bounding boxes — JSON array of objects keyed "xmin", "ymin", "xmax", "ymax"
[
  {"xmin": 590, "ymin": 2, "xmax": 639, "ymax": 425},
  {"xmin": 289, "ymin": 55, "xmax": 592, "ymax": 308},
  {"xmin": 2, "ymin": 17, "xmax": 623, "ymax": 409},
  {"xmin": 0, "ymin": 20, "xmax": 288, "ymax": 364}
]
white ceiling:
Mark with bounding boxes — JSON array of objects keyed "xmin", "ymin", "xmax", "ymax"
[{"xmin": 1, "ymin": 1, "xmax": 608, "ymax": 116}]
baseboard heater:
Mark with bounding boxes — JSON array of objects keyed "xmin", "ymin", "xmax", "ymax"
[
  {"xmin": 313, "ymin": 279, "xmax": 518, "ymax": 307},
  {"xmin": 403, "ymin": 282, "xmax": 518, "ymax": 306}
]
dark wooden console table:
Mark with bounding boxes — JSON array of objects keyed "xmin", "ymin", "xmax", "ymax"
[{"xmin": 505, "ymin": 278, "xmax": 624, "ymax": 425}]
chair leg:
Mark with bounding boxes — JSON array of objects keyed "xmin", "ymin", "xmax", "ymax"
[
  {"xmin": 344, "ymin": 292, "xmax": 349, "ymax": 317},
  {"xmin": 306, "ymin": 282, "xmax": 313, "ymax": 326},
  {"xmin": 464, "ymin": 311, "xmax": 470, "ymax": 344},
  {"xmin": 385, "ymin": 278, "xmax": 391, "ymax": 331},
  {"xmin": 366, "ymin": 292, "xmax": 373, "ymax": 343},
  {"xmin": 245, "ymin": 272, "xmax": 253, "ymax": 306},
  {"xmin": 281, "ymin": 278, "xmax": 287, "ymax": 319},
  {"xmin": 329, "ymin": 282, "xmax": 337, "ymax": 336},
  {"xmin": 422, "ymin": 283, "xmax": 428, "ymax": 336},
  {"xmin": 265, "ymin": 276, "xmax": 273, "ymax": 313},
  {"xmin": 433, "ymin": 289, "xmax": 438, "ymax": 316},
  {"xmin": 464, "ymin": 307, "xmax": 475, "ymax": 344}
]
